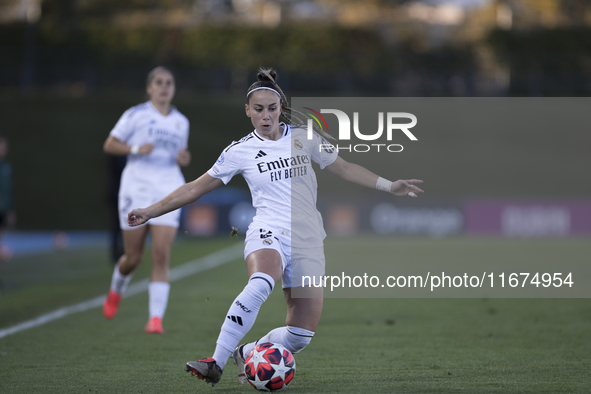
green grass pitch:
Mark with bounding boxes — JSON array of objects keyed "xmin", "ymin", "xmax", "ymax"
[{"xmin": 0, "ymin": 237, "xmax": 590, "ymax": 393}]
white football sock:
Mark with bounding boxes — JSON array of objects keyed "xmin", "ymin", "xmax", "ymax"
[
  {"xmin": 110, "ymin": 264, "xmax": 133, "ymax": 294},
  {"xmin": 148, "ymin": 282, "xmax": 170, "ymax": 319},
  {"xmin": 243, "ymin": 325, "xmax": 315, "ymax": 356},
  {"xmin": 212, "ymin": 272, "xmax": 275, "ymax": 370}
]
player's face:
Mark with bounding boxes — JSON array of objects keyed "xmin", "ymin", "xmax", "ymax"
[
  {"xmin": 245, "ymin": 90, "xmax": 282, "ymax": 140},
  {"xmin": 147, "ymin": 71, "xmax": 175, "ymax": 105}
]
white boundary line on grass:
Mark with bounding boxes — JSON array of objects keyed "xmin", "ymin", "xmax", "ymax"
[{"xmin": 0, "ymin": 243, "xmax": 243, "ymax": 340}]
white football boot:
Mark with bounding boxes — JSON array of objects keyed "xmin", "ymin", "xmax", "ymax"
[{"xmin": 232, "ymin": 343, "xmax": 248, "ymax": 384}]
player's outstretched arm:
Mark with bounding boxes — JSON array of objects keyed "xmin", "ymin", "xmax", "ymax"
[
  {"xmin": 127, "ymin": 173, "xmax": 224, "ymax": 226},
  {"xmin": 325, "ymin": 156, "xmax": 424, "ymax": 197}
]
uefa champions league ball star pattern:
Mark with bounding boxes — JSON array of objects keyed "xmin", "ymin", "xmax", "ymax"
[{"xmin": 244, "ymin": 342, "xmax": 295, "ymax": 391}]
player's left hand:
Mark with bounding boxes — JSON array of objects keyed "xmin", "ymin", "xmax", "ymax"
[
  {"xmin": 127, "ymin": 208, "xmax": 150, "ymax": 227},
  {"xmin": 177, "ymin": 149, "xmax": 191, "ymax": 167},
  {"xmin": 390, "ymin": 179, "xmax": 424, "ymax": 197}
]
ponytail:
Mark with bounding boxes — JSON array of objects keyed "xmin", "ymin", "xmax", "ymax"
[{"xmin": 247, "ymin": 67, "xmax": 334, "ymax": 140}]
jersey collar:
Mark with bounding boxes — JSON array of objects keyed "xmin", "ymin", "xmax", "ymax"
[
  {"xmin": 252, "ymin": 123, "xmax": 290, "ymax": 141},
  {"xmin": 147, "ymin": 100, "xmax": 175, "ymax": 117}
]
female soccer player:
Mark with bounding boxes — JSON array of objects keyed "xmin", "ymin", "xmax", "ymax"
[
  {"xmin": 102, "ymin": 67, "xmax": 191, "ymax": 334},
  {"xmin": 126, "ymin": 68, "xmax": 423, "ymax": 382}
]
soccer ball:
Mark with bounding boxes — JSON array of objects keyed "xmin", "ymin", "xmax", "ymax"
[{"xmin": 244, "ymin": 342, "xmax": 295, "ymax": 391}]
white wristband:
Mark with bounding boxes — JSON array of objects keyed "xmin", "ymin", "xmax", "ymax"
[
  {"xmin": 130, "ymin": 145, "xmax": 140, "ymax": 155},
  {"xmin": 376, "ymin": 177, "xmax": 392, "ymax": 192}
]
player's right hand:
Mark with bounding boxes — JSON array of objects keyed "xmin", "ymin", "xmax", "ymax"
[
  {"xmin": 127, "ymin": 208, "xmax": 150, "ymax": 227},
  {"xmin": 139, "ymin": 143, "xmax": 155, "ymax": 155}
]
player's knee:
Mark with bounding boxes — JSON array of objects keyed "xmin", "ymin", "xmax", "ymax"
[
  {"xmin": 123, "ymin": 251, "xmax": 143, "ymax": 267},
  {"xmin": 285, "ymin": 326, "xmax": 314, "ymax": 354},
  {"xmin": 151, "ymin": 247, "xmax": 170, "ymax": 268}
]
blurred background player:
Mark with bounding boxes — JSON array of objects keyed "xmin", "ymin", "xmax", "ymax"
[
  {"xmin": 102, "ymin": 66, "xmax": 192, "ymax": 334},
  {"xmin": 125, "ymin": 68, "xmax": 423, "ymax": 384}
]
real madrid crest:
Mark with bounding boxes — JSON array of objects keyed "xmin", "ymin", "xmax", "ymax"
[
  {"xmin": 262, "ymin": 238, "xmax": 273, "ymax": 246},
  {"xmin": 294, "ymin": 139, "xmax": 303, "ymax": 150}
]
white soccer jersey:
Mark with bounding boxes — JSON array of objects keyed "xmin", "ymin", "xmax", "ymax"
[
  {"xmin": 208, "ymin": 123, "xmax": 338, "ymax": 247},
  {"xmin": 110, "ymin": 101, "xmax": 189, "ymax": 195}
]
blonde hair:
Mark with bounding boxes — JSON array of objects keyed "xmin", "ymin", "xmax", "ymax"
[{"xmin": 247, "ymin": 68, "xmax": 333, "ymax": 140}]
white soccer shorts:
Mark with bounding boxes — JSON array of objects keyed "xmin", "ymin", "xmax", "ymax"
[
  {"xmin": 118, "ymin": 192, "xmax": 181, "ymax": 230},
  {"xmin": 244, "ymin": 224, "xmax": 325, "ymax": 289}
]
